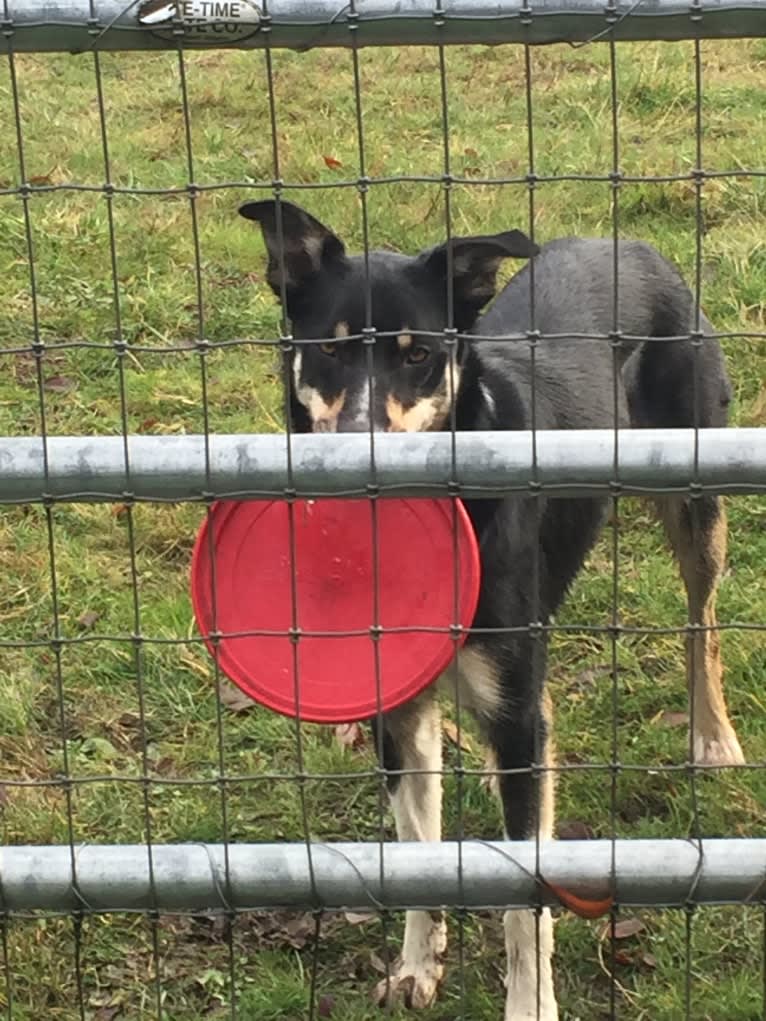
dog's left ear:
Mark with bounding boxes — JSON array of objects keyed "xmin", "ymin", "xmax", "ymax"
[{"xmin": 419, "ymin": 230, "xmax": 539, "ymax": 331}]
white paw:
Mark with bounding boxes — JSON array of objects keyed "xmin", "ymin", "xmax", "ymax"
[
  {"xmin": 374, "ymin": 911, "xmax": 446, "ymax": 1009},
  {"xmin": 374, "ymin": 956, "xmax": 444, "ymax": 1009},
  {"xmin": 504, "ymin": 1005, "xmax": 559, "ymax": 1021},
  {"xmin": 504, "ymin": 971, "xmax": 559, "ymax": 1021},
  {"xmin": 694, "ymin": 726, "xmax": 745, "ymax": 766},
  {"xmin": 504, "ymin": 908, "xmax": 558, "ymax": 1021}
]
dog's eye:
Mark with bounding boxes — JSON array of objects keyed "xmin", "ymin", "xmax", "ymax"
[
  {"xmin": 319, "ymin": 342, "xmax": 337, "ymax": 356},
  {"xmin": 405, "ymin": 346, "xmax": 431, "ymax": 366}
]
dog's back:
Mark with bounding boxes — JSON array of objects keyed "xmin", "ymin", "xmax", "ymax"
[{"xmin": 472, "ymin": 238, "xmax": 731, "ymax": 433}]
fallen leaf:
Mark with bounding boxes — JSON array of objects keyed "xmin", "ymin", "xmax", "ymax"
[
  {"xmin": 28, "ymin": 173, "xmax": 53, "ymax": 186},
  {"xmin": 317, "ymin": 994, "xmax": 335, "ymax": 1017},
  {"xmin": 283, "ymin": 914, "xmax": 316, "ymax": 948},
  {"xmin": 219, "ymin": 678, "xmax": 256, "ymax": 713},
  {"xmin": 641, "ymin": 952, "xmax": 657, "ymax": 969},
  {"xmin": 612, "ymin": 917, "xmax": 645, "ymax": 940},
  {"xmin": 323, "ymin": 154, "xmax": 343, "ymax": 169},
  {"xmin": 335, "ymin": 721, "xmax": 366, "ymax": 751},
  {"xmin": 613, "ymin": 949, "xmax": 633, "ymax": 965},
  {"xmin": 442, "ymin": 718, "xmax": 474, "ymax": 753},
  {"xmin": 654, "ymin": 710, "xmax": 689, "ymax": 728},
  {"xmin": 94, "ymin": 1007, "xmax": 122, "ymax": 1020},
  {"xmin": 556, "ymin": 819, "xmax": 594, "ymax": 840},
  {"xmin": 137, "ymin": 417, "xmax": 159, "ymax": 433},
  {"xmin": 464, "ymin": 146, "xmax": 479, "ymax": 158},
  {"xmin": 43, "ymin": 375, "xmax": 75, "ymax": 392},
  {"xmin": 344, "ymin": 911, "xmax": 374, "ymax": 925},
  {"xmin": 153, "ymin": 756, "xmax": 177, "ymax": 776},
  {"xmin": 369, "ymin": 951, "xmax": 388, "ymax": 974},
  {"xmin": 542, "ymin": 879, "xmax": 613, "ymax": 919},
  {"xmin": 77, "ymin": 609, "xmax": 101, "ymax": 630},
  {"xmin": 111, "ymin": 504, "xmax": 129, "ymax": 518}
]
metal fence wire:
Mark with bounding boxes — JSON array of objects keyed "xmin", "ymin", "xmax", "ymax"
[{"xmin": 0, "ymin": 1, "xmax": 765, "ymax": 1019}]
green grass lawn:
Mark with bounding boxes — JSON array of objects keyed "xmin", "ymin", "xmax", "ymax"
[{"xmin": 1, "ymin": 34, "xmax": 765, "ymax": 1021}]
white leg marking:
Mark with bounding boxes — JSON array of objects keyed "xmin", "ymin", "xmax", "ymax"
[
  {"xmin": 504, "ymin": 908, "xmax": 558, "ymax": 1021},
  {"xmin": 375, "ymin": 696, "xmax": 446, "ymax": 1009},
  {"xmin": 503, "ymin": 690, "xmax": 558, "ymax": 1020}
]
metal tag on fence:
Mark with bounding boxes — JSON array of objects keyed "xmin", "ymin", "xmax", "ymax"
[{"xmin": 138, "ymin": 0, "xmax": 261, "ymax": 44}]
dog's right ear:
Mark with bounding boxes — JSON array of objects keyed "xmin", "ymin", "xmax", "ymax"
[
  {"xmin": 238, "ymin": 199, "xmax": 347, "ymax": 303},
  {"xmin": 418, "ymin": 229, "xmax": 538, "ymax": 331}
]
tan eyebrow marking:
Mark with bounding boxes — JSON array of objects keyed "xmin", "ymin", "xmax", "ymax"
[
  {"xmin": 334, "ymin": 321, "xmax": 350, "ymax": 338},
  {"xmin": 397, "ymin": 329, "xmax": 413, "ymax": 351}
]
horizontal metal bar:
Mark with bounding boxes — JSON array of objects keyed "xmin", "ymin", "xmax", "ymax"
[
  {"xmin": 0, "ymin": 429, "xmax": 765, "ymax": 503},
  {"xmin": 1, "ymin": 0, "xmax": 765, "ymax": 54},
  {"xmin": 2, "ymin": 840, "xmax": 764, "ymax": 912}
]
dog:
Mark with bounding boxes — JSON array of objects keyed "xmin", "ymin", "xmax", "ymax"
[{"xmin": 238, "ymin": 198, "xmax": 744, "ymax": 1021}]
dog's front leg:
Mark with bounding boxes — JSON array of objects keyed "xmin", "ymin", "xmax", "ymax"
[{"xmin": 370, "ymin": 690, "xmax": 446, "ymax": 1008}]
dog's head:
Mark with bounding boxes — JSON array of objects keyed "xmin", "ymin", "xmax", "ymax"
[{"xmin": 239, "ymin": 199, "xmax": 537, "ymax": 433}]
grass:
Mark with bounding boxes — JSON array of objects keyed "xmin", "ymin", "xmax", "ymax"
[{"xmin": 0, "ymin": 33, "xmax": 765, "ymax": 1021}]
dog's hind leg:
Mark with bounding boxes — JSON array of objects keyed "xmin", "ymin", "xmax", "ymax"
[
  {"xmin": 459, "ymin": 647, "xmax": 558, "ymax": 1021},
  {"xmin": 655, "ymin": 495, "xmax": 744, "ymax": 766},
  {"xmin": 370, "ymin": 690, "xmax": 446, "ymax": 1008},
  {"xmin": 497, "ymin": 696, "xmax": 558, "ymax": 1021}
]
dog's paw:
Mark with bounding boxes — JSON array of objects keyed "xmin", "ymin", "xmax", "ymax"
[
  {"xmin": 694, "ymin": 726, "xmax": 745, "ymax": 766},
  {"xmin": 504, "ymin": 1005, "xmax": 559, "ymax": 1021},
  {"xmin": 374, "ymin": 958, "xmax": 444, "ymax": 1009}
]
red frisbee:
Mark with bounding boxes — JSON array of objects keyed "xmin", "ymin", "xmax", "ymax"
[{"xmin": 191, "ymin": 498, "xmax": 481, "ymax": 723}]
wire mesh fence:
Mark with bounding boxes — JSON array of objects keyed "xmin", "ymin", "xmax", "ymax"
[{"xmin": 0, "ymin": 1, "xmax": 765, "ymax": 1018}]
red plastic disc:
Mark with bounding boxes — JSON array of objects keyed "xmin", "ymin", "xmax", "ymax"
[{"xmin": 191, "ymin": 497, "xmax": 481, "ymax": 723}]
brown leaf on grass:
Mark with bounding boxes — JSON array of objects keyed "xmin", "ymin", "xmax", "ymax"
[
  {"xmin": 317, "ymin": 994, "xmax": 335, "ymax": 1017},
  {"xmin": 641, "ymin": 952, "xmax": 657, "ymax": 969},
  {"xmin": 556, "ymin": 819, "xmax": 594, "ymax": 840},
  {"xmin": 323, "ymin": 154, "xmax": 343, "ymax": 169},
  {"xmin": 93, "ymin": 1008, "xmax": 122, "ymax": 1021},
  {"xmin": 111, "ymin": 504, "xmax": 129, "ymax": 518},
  {"xmin": 541, "ymin": 879, "xmax": 613, "ymax": 919},
  {"xmin": 464, "ymin": 146, "xmax": 479, "ymax": 158},
  {"xmin": 442, "ymin": 718, "xmax": 474, "ymax": 753},
  {"xmin": 28, "ymin": 172, "xmax": 54, "ymax": 186},
  {"xmin": 247, "ymin": 911, "xmax": 317, "ymax": 949},
  {"xmin": 77, "ymin": 609, "xmax": 101, "ymax": 630},
  {"xmin": 218, "ymin": 678, "xmax": 256, "ymax": 713},
  {"xmin": 369, "ymin": 951, "xmax": 388, "ymax": 974},
  {"xmin": 653, "ymin": 710, "xmax": 689, "ymax": 728},
  {"xmin": 283, "ymin": 915, "xmax": 316, "ymax": 947},
  {"xmin": 335, "ymin": 722, "xmax": 366, "ymax": 751},
  {"xmin": 137, "ymin": 417, "xmax": 159, "ymax": 433},
  {"xmin": 43, "ymin": 375, "xmax": 76, "ymax": 392},
  {"xmin": 612, "ymin": 917, "xmax": 646, "ymax": 940},
  {"xmin": 613, "ymin": 949, "xmax": 633, "ymax": 966},
  {"xmin": 344, "ymin": 910, "xmax": 374, "ymax": 925}
]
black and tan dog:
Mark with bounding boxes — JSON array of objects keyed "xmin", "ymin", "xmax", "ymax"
[{"xmin": 239, "ymin": 198, "xmax": 744, "ymax": 1021}]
